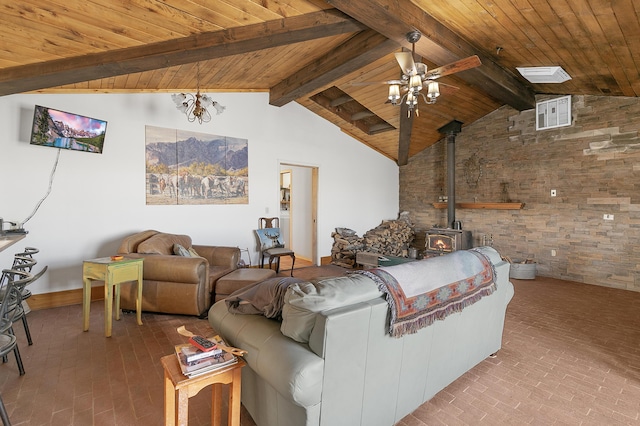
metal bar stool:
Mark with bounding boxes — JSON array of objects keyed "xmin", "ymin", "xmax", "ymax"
[
  {"xmin": 8, "ymin": 259, "xmax": 46, "ymax": 346},
  {"xmin": 0, "ymin": 269, "xmax": 32, "ymax": 376}
]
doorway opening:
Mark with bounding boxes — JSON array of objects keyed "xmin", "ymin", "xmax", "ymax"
[{"xmin": 278, "ymin": 162, "xmax": 318, "ymax": 269}]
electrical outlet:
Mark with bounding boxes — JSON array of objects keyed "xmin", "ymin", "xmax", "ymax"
[
  {"xmin": 551, "ymin": 189, "xmax": 557, "ymax": 197},
  {"xmin": 603, "ymin": 214, "xmax": 614, "ymax": 221},
  {"xmin": 551, "ymin": 249, "xmax": 557, "ymax": 256}
]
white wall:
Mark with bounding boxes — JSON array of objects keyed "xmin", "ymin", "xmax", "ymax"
[{"xmin": 0, "ymin": 93, "xmax": 399, "ymax": 295}]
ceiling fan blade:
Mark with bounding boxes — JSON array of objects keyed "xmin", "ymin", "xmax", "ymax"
[
  {"xmin": 395, "ymin": 52, "xmax": 416, "ymax": 75},
  {"xmin": 440, "ymin": 86, "xmax": 458, "ymax": 96},
  {"xmin": 438, "ymin": 81, "xmax": 459, "ymax": 89},
  {"xmin": 424, "ymin": 55, "xmax": 482, "ymax": 80},
  {"xmin": 437, "ymin": 81, "xmax": 459, "ymax": 93},
  {"xmin": 351, "ymin": 79, "xmax": 404, "ymax": 86}
]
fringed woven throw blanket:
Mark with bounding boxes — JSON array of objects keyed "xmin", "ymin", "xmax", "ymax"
[{"xmin": 353, "ymin": 248, "xmax": 496, "ymax": 337}]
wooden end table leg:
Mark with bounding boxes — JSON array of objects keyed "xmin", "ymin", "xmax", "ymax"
[
  {"xmin": 164, "ymin": 370, "xmax": 176, "ymax": 426},
  {"xmin": 82, "ymin": 278, "xmax": 91, "ymax": 331},
  {"xmin": 115, "ymin": 282, "xmax": 121, "ymax": 321},
  {"xmin": 136, "ymin": 275, "xmax": 143, "ymax": 326},
  {"xmin": 229, "ymin": 368, "xmax": 242, "ymax": 426},
  {"xmin": 177, "ymin": 388, "xmax": 189, "ymax": 426},
  {"xmin": 104, "ymin": 280, "xmax": 113, "ymax": 337},
  {"xmin": 212, "ymin": 383, "xmax": 222, "ymax": 426}
]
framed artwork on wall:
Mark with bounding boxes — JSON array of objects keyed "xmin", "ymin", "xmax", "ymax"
[{"xmin": 145, "ymin": 125, "xmax": 248, "ymax": 205}]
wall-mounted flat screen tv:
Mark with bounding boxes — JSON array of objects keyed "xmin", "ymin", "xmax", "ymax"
[{"xmin": 29, "ymin": 105, "xmax": 107, "ymax": 154}]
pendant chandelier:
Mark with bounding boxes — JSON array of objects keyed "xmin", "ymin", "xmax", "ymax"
[{"xmin": 171, "ymin": 62, "xmax": 225, "ymax": 124}]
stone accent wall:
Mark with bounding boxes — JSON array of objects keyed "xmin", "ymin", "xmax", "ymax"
[{"xmin": 400, "ymin": 95, "xmax": 640, "ymax": 291}]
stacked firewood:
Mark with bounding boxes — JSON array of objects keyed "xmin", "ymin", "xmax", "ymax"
[
  {"xmin": 330, "ymin": 220, "xmax": 415, "ymax": 268},
  {"xmin": 330, "ymin": 227, "xmax": 365, "ymax": 268},
  {"xmin": 363, "ymin": 220, "xmax": 414, "ymax": 257}
]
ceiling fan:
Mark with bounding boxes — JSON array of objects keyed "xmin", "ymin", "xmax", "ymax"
[{"xmin": 381, "ymin": 30, "xmax": 482, "ymax": 117}]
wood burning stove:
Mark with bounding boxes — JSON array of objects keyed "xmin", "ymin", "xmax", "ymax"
[
  {"xmin": 424, "ymin": 228, "xmax": 472, "ymax": 256},
  {"xmin": 422, "ymin": 121, "xmax": 472, "ymax": 258}
]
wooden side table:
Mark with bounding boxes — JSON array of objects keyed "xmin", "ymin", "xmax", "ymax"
[
  {"xmin": 161, "ymin": 354, "xmax": 245, "ymax": 426},
  {"xmin": 82, "ymin": 257, "xmax": 143, "ymax": 337}
]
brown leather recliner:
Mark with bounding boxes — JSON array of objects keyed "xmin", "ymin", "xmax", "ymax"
[{"xmin": 117, "ymin": 230, "xmax": 240, "ymax": 316}]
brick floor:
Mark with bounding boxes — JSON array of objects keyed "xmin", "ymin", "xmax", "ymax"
[{"xmin": 1, "ymin": 274, "xmax": 639, "ymax": 425}]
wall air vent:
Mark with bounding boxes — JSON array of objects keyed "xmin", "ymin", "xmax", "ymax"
[{"xmin": 536, "ymin": 95, "xmax": 571, "ymax": 131}]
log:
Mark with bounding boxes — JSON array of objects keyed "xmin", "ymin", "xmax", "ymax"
[{"xmin": 330, "ymin": 220, "xmax": 415, "ymax": 267}]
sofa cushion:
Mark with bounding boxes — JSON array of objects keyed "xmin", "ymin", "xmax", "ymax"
[
  {"xmin": 138, "ymin": 233, "xmax": 192, "ymax": 255},
  {"xmin": 173, "ymin": 243, "xmax": 191, "ymax": 257},
  {"xmin": 281, "ymin": 274, "xmax": 382, "ymax": 343},
  {"xmin": 172, "ymin": 243, "xmax": 201, "ymax": 258}
]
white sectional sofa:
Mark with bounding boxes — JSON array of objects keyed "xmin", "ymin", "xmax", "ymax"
[{"xmin": 208, "ymin": 247, "xmax": 514, "ymax": 426}]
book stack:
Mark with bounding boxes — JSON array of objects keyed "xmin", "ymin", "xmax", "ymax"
[{"xmin": 175, "ymin": 335, "xmax": 238, "ymax": 377}]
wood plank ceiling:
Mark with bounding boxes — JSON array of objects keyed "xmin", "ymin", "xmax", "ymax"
[{"xmin": 1, "ymin": 0, "xmax": 638, "ymax": 164}]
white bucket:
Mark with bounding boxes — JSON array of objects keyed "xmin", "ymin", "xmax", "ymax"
[{"xmin": 509, "ymin": 261, "xmax": 536, "ymax": 279}]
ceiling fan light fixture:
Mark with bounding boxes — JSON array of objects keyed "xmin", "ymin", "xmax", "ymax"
[
  {"xmin": 409, "ymin": 75, "xmax": 422, "ymax": 90},
  {"xmin": 388, "ymin": 84, "xmax": 401, "ymax": 104},
  {"xmin": 427, "ymin": 82, "xmax": 440, "ymax": 100},
  {"xmin": 406, "ymin": 92, "xmax": 418, "ymax": 106},
  {"xmin": 405, "ymin": 92, "xmax": 419, "ymax": 117},
  {"xmin": 377, "ymin": 30, "xmax": 481, "ymax": 118}
]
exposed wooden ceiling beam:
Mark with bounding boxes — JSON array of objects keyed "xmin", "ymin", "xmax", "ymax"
[
  {"xmin": 0, "ymin": 9, "xmax": 366, "ymax": 96},
  {"xmin": 351, "ymin": 110, "xmax": 376, "ymax": 121},
  {"xmin": 330, "ymin": 96, "xmax": 355, "ymax": 107},
  {"xmin": 369, "ymin": 123, "xmax": 395, "ymax": 134},
  {"xmin": 397, "ymin": 103, "xmax": 414, "ymax": 166},
  {"xmin": 311, "ymin": 87, "xmax": 395, "ymax": 135},
  {"xmin": 269, "ymin": 29, "xmax": 398, "ymax": 106},
  {"xmin": 313, "ymin": 93, "xmax": 374, "ymax": 135},
  {"xmin": 327, "ymin": 0, "xmax": 535, "ymax": 111}
]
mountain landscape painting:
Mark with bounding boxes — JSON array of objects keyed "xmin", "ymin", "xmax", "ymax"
[{"xmin": 145, "ymin": 125, "xmax": 248, "ymax": 205}]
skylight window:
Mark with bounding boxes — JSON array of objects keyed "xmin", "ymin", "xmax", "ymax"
[{"xmin": 516, "ymin": 66, "xmax": 571, "ymax": 83}]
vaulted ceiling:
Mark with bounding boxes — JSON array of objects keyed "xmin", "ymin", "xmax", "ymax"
[{"xmin": 2, "ymin": 0, "xmax": 638, "ymax": 165}]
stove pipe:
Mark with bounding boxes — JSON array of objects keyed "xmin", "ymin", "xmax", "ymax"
[{"xmin": 438, "ymin": 120, "xmax": 463, "ymax": 229}]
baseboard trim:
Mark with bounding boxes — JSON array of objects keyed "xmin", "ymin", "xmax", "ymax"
[{"xmin": 28, "ymin": 286, "xmax": 103, "ymax": 311}]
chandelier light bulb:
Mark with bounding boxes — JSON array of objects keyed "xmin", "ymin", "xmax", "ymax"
[
  {"xmin": 427, "ymin": 82, "xmax": 440, "ymax": 99},
  {"xmin": 409, "ymin": 74, "xmax": 422, "ymax": 90},
  {"xmin": 388, "ymin": 84, "xmax": 401, "ymax": 104},
  {"xmin": 405, "ymin": 92, "xmax": 416, "ymax": 106},
  {"xmin": 200, "ymin": 93, "xmax": 214, "ymax": 108}
]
